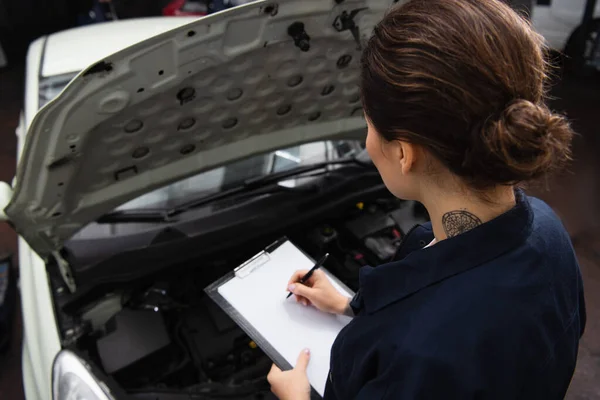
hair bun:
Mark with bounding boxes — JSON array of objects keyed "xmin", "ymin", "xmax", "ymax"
[{"xmin": 481, "ymin": 99, "xmax": 573, "ymax": 183}]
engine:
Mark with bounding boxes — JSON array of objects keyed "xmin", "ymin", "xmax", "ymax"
[{"xmin": 72, "ymin": 198, "xmax": 429, "ymax": 399}]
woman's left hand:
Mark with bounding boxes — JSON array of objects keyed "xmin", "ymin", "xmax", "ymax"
[{"xmin": 267, "ymin": 348, "xmax": 311, "ymax": 400}]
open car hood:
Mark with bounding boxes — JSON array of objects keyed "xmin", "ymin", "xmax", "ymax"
[{"xmin": 5, "ymin": 0, "xmax": 393, "ymax": 257}]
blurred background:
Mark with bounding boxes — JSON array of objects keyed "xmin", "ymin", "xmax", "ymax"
[{"xmin": 0, "ymin": 0, "xmax": 599, "ymax": 398}]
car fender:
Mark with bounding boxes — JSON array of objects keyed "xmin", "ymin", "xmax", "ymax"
[{"xmin": 19, "ymin": 239, "xmax": 61, "ymax": 400}]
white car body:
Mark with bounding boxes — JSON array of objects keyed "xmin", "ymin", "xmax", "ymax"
[
  {"xmin": 17, "ymin": 17, "xmax": 202, "ymax": 400},
  {"xmin": 532, "ymin": 0, "xmax": 600, "ymax": 51}
]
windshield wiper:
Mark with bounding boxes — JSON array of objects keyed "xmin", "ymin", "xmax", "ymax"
[
  {"xmin": 96, "ymin": 209, "xmax": 175, "ymax": 224},
  {"xmin": 165, "ymin": 159, "xmax": 358, "ymax": 218},
  {"xmin": 243, "ymin": 158, "xmax": 357, "ymax": 188},
  {"xmin": 96, "ymin": 159, "xmax": 359, "ymax": 223}
]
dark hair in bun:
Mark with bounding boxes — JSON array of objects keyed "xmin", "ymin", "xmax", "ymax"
[
  {"xmin": 361, "ymin": 0, "xmax": 573, "ymax": 189},
  {"xmin": 480, "ymin": 99, "xmax": 572, "ymax": 183}
]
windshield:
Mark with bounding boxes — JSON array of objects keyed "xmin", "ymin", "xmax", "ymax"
[
  {"xmin": 116, "ymin": 140, "xmax": 362, "ymax": 211},
  {"xmin": 38, "ymin": 72, "xmax": 79, "ymax": 109}
]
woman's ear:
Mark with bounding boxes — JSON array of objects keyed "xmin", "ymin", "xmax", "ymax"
[{"xmin": 397, "ymin": 141, "xmax": 416, "ymax": 175}]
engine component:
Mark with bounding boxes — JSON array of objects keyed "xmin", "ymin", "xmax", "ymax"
[
  {"xmin": 344, "ymin": 208, "xmax": 397, "ymax": 240},
  {"xmin": 308, "ymin": 225, "xmax": 338, "ymax": 247},
  {"xmin": 182, "ymin": 297, "xmax": 264, "ymax": 381},
  {"xmin": 96, "ymin": 309, "xmax": 171, "ymax": 374},
  {"xmin": 389, "ymin": 201, "xmax": 429, "ymax": 235},
  {"xmin": 364, "ymin": 237, "xmax": 398, "ymax": 261},
  {"xmin": 128, "ymin": 283, "xmax": 188, "ymax": 312},
  {"xmin": 81, "ymin": 293, "xmax": 123, "ymax": 331}
]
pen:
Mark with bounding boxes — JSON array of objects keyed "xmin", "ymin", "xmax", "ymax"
[{"xmin": 286, "ymin": 253, "xmax": 329, "ymax": 299}]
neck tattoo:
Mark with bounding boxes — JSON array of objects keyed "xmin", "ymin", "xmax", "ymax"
[{"xmin": 442, "ymin": 210, "xmax": 482, "ymax": 238}]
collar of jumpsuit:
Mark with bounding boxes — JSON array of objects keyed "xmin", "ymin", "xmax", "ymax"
[{"xmin": 354, "ymin": 188, "xmax": 531, "ymax": 314}]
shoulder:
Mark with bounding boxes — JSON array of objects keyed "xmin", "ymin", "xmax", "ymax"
[
  {"xmin": 527, "ymin": 195, "xmax": 569, "ymax": 237},
  {"xmin": 524, "ymin": 194, "xmax": 577, "ymax": 267}
]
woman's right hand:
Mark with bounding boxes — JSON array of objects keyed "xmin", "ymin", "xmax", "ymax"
[{"xmin": 287, "ymin": 270, "xmax": 350, "ymax": 315}]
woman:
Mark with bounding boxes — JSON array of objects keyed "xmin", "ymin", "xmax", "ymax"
[{"xmin": 267, "ymin": 0, "xmax": 586, "ymax": 398}]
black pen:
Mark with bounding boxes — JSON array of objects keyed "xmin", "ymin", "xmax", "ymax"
[{"xmin": 286, "ymin": 253, "xmax": 329, "ymax": 299}]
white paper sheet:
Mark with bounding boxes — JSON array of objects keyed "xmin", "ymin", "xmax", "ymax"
[{"xmin": 217, "ymin": 241, "xmax": 353, "ymax": 396}]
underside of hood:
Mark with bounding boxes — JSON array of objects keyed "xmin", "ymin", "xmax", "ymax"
[{"xmin": 5, "ymin": 0, "xmax": 395, "ymax": 257}]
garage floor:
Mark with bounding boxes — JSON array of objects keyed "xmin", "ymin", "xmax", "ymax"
[{"xmin": 0, "ymin": 62, "xmax": 599, "ymax": 399}]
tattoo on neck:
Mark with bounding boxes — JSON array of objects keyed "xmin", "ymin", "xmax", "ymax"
[{"xmin": 442, "ymin": 210, "xmax": 482, "ymax": 237}]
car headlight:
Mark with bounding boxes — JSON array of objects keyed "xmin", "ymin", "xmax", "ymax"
[{"xmin": 52, "ymin": 350, "xmax": 115, "ymax": 400}]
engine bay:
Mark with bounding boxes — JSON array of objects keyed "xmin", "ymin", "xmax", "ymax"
[{"xmin": 60, "ymin": 196, "xmax": 429, "ymax": 399}]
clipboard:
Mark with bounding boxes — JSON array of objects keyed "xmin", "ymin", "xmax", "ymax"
[{"xmin": 205, "ymin": 237, "xmax": 354, "ymax": 397}]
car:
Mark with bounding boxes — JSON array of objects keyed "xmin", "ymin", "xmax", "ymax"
[
  {"xmin": 0, "ymin": 1, "xmax": 431, "ymax": 399},
  {"xmin": 532, "ymin": 0, "xmax": 600, "ymax": 69},
  {"xmin": 532, "ymin": 0, "xmax": 600, "ymax": 51}
]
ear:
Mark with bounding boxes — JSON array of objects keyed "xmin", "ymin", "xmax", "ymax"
[{"xmin": 397, "ymin": 141, "xmax": 416, "ymax": 175}]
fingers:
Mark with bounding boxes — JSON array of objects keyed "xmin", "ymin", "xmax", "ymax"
[
  {"xmin": 304, "ymin": 270, "xmax": 324, "ymax": 286},
  {"xmin": 311, "ymin": 269, "xmax": 327, "ymax": 281},
  {"xmin": 267, "ymin": 364, "xmax": 281, "ymax": 384},
  {"xmin": 288, "ymin": 269, "xmax": 327, "ymax": 293},
  {"xmin": 288, "ymin": 270, "xmax": 309, "ymax": 286},
  {"xmin": 295, "ymin": 295, "xmax": 312, "ymax": 307},
  {"xmin": 288, "ymin": 282, "xmax": 315, "ymax": 301},
  {"xmin": 296, "ymin": 348, "xmax": 311, "ymax": 371}
]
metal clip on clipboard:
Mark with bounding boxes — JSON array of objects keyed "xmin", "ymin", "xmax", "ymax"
[
  {"xmin": 234, "ymin": 252, "xmax": 270, "ymax": 278},
  {"xmin": 234, "ymin": 237, "xmax": 288, "ymax": 279}
]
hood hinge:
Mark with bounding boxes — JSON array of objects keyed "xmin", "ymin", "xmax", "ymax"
[
  {"xmin": 332, "ymin": 8, "xmax": 368, "ymax": 50},
  {"xmin": 52, "ymin": 251, "xmax": 76, "ymax": 293}
]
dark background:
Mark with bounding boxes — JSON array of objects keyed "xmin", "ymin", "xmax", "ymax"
[
  {"xmin": 0, "ymin": 0, "xmax": 178, "ymax": 64},
  {"xmin": 0, "ymin": 0, "xmax": 599, "ymax": 399}
]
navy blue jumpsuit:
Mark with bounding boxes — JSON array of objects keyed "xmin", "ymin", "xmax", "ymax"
[{"xmin": 324, "ymin": 190, "xmax": 586, "ymax": 399}]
